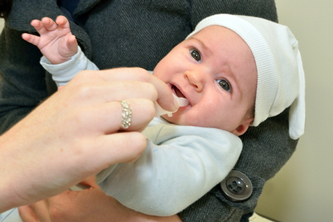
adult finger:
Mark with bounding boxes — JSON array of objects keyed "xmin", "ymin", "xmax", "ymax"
[
  {"xmin": 83, "ymin": 132, "xmax": 147, "ymax": 171},
  {"xmin": 72, "ymin": 98, "xmax": 155, "ymax": 134},
  {"xmin": 78, "ymin": 176, "xmax": 99, "ymax": 189},
  {"xmin": 41, "ymin": 188, "xmax": 112, "ymax": 222},
  {"xmin": 73, "ymin": 68, "xmax": 179, "ymax": 112},
  {"xmin": 62, "ymin": 79, "xmax": 159, "ymax": 107},
  {"xmin": 19, "ymin": 205, "xmax": 40, "ymax": 222},
  {"xmin": 101, "ymin": 68, "xmax": 179, "ymax": 111},
  {"xmin": 29, "ymin": 201, "xmax": 52, "ymax": 222},
  {"xmin": 52, "ymin": 132, "xmax": 147, "ymax": 180}
]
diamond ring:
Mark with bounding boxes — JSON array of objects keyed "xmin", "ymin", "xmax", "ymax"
[{"xmin": 120, "ymin": 100, "xmax": 132, "ymax": 129}]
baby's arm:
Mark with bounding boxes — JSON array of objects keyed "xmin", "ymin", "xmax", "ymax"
[
  {"xmin": 22, "ymin": 16, "xmax": 98, "ymax": 87},
  {"xmin": 40, "ymin": 46, "xmax": 99, "ymax": 86},
  {"xmin": 96, "ymin": 122, "xmax": 243, "ymax": 216},
  {"xmin": 22, "ymin": 16, "xmax": 78, "ymax": 64}
]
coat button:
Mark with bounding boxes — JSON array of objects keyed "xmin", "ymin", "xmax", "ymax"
[{"xmin": 220, "ymin": 170, "xmax": 253, "ymax": 202}]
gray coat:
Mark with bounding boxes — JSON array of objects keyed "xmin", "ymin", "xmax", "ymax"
[{"xmin": 0, "ymin": 0, "xmax": 297, "ymax": 221}]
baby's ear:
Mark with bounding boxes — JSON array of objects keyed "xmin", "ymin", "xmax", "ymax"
[{"xmin": 231, "ymin": 117, "xmax": 254, "ymax": 136}]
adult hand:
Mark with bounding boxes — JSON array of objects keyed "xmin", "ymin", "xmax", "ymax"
[
  {"xmin": 18, "ymin": 188, "xmax": 182, "ymax": 222},
  {"xmin": 0, "ymin": 67, "xmax": 178, "ymax": 212},
  {"xmin": 18, "ymin": 177, "xmax": 182, "ymax": 222}
]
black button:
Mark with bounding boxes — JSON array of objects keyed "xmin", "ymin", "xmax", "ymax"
[{"xmin": 220, "ymin": 170, "xmax": 253, "ymax": 202}]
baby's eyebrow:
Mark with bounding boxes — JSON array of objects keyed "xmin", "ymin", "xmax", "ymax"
[{"xmin": 188, "ymin": 37, "xmax": 213, "ymax": 56}]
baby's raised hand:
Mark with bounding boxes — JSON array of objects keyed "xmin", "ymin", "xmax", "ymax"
[{"xmin": 22, "ymin": 16, "xmax": 78, "ymax": 64}]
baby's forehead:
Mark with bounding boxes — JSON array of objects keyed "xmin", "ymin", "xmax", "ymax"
[
  {"xmin": 190, "ymin": 25, "xmax": 253, "ymax": 53},
  {"xmin": 194, "ymin": 25, "xmax": 258, "ymax": 106},
  {"xmin": 192, "ymin": 25, "xmax": 257, "ymax": 70}
]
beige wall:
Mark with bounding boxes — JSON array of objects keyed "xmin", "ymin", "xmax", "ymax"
[
  {"xmin": 0, "ymin": 18, "xmax": 3, "ymax": 81},
  {"xmin": 0, "ymin": 19, "xmax": 3, "ymax": 32},
  {"xmin": 1, "ymin": 1, "xmax": 332, "ymax": 220},
  {"xmin": 256, "ymin": 0, "xmax": 333, "ymax": 222}
]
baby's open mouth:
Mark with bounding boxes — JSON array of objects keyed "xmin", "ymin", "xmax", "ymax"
[
  {"xmin": 172, "ymin": 85, "xmax": 185, "ymax": 98},
  {"xmin": 171, "ymin": 85, "xmax": 189, "ymax": 107}
]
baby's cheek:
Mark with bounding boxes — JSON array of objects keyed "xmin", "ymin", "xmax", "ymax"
[{"xmin": 163, "ymin": 106, "xmax": 192, "ymax": 126}]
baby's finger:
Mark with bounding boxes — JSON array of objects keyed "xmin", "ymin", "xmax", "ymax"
[
  {"xmin": 30, "ymin": 19, "xmax": 47, "ymax": 35},
  {"xmin": 22, "ymin": 33, "xmax": 40, "ymax": 47},
  {"xmin": 56, "ymin": 15, "xmax": 70, "ymax": 29},
  {"xmin": 41, "ymin": 17, "xmax": 58, "ymax": 32},
  {"xmin": 67, "ymin": 34, "xmax": 78, "ymax": 53}
]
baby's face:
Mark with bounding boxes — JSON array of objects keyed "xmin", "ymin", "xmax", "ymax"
[{"xmin": 153, "ymin": 26, "xmax": 257, "ymax": 136}]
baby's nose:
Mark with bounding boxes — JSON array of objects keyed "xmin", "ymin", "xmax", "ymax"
[{"xmin": 184, "ymin": 70, "xmax": 205, "ymax": 92}]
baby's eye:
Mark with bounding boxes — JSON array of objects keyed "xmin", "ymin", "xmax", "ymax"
[
  {"xmin": 217, "ymin": 79, "xmax": 231, "ymax": 92},
  {"xmin": 190, "ymin": 49, "xmax": 201, "ymax": 62}
]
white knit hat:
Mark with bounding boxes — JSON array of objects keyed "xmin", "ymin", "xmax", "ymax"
[{"xmin": 187, "ymin": 14, "xmax": 305, "ymax": 140}]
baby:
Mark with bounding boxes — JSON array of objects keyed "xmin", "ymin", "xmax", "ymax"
[{"xmin": 0, "ymin": 14, "xmax": 305, "ymax": 221}]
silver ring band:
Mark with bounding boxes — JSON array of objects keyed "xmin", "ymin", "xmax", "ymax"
[{"xmin": 120, "ymin": 100, "xmax": 132, "ymax": 129}]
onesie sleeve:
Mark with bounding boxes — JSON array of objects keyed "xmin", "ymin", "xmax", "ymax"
[
  {"xmin": 40, "ymin": 46, "xmax": 99, "ymax": 87},
  {"xmin": 97, "ymin": 120, "xmax": 242, "ymax": 216}
]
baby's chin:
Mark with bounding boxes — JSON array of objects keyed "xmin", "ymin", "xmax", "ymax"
[
  {"xmin": 161, "ymin": 114, "xmax": 178, "ymax": 124},
  {"xmin": 161, "ymin": 108, "xmax": 188, "ymax": 125}
]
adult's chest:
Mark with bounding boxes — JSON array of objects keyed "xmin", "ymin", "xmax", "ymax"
[{"xmin": 75, "ymin": 0, "xmax": 192, "ymax": 70}]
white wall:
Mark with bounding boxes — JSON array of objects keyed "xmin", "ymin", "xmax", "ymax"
[{"xmin": 255, "ymin": 1, "xmax": 333, "ymax": 222}]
